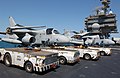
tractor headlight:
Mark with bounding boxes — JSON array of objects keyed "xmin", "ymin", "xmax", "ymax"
[
  {"xmin": 36, "ymin": 58, "xmax": 44, "ymax": 66},
  {"xmin": 74, "ymin": 51, "xmax": 80, "ymax": 58}
]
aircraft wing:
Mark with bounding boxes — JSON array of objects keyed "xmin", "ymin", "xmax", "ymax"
[
  {"xmin": 0, "ymin": 37, "xmax": 22, "ymax": 44},
  {"xmin": 0, "ymin": 31, "xmax": 6, "ymax": 35},
  {"xmin": 0, "ymin": 30, "xmax": 36, "ymax": 41},
  {"xmin": 12, "ymin": 30, "xmax": 36, "ymax": 35},
  {"xmin": 11, "ymin": 25, "xmax": 46, "ymax": 30},
  {"xmin": 0, "ymin": 30, "xmax": 35, "ymax": 36},
  {"xmin": 6, "ymin": 30, "xmax": 36, "ymax": 40}
]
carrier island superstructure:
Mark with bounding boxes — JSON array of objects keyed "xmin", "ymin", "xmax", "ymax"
[{"xmin": 84, "ymin": 0, "xmax": 117, "ymax": 39}]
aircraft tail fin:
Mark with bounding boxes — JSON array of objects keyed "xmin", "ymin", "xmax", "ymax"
[{"xmin": 9, "ymin": 16, "xmax": 16, "ymax": 27}]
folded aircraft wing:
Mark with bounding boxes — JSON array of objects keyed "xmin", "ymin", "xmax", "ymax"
[
  {"xmin": 11, "ymin": 25, "xmax": 46, "ymax": 30},
  {"xmin": 0, "ymin": 38, "xmax": 22, "ymax": 44},
  {"xmin": 12, "ymin": 30, "xmax": 36, "ymax": 36},
  {"xmin": 0, "ymin": 31, "xmax": 6, "ymax": 35}
]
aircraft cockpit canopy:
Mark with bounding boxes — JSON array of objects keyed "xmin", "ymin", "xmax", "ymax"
[
  {"xmin": 53, "ymin": 30, "xmax": 60, "ymax": 34},
  {"xmin": 46, "ymin": 28, "xmax": 60, "ymax": 35}
]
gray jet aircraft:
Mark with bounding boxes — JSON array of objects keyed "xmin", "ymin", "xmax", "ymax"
[
  {"xmin": 0, "ymin": 17, "xmax": 70, "ymax": 46},
  {"xmin": 63, "ymin": 30, "xmax": 115, "ymax": 46},
  {"xmin": 72, "ymin": 32, "xmax": 115, "ymax": 46}
]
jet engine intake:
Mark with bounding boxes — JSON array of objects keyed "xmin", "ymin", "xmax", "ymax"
[
  {"xmin": 6, "ymin": 27, "xmax": 12, "ymax": 34},
  {"xmin": 22, "ymin": 33, "xmax": 35, "ymax": 44}
]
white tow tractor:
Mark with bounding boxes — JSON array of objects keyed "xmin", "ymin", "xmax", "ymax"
[
  {"xmin": 41, "ymin": 47, "xmax": 80, "ymax": 65},
  {"xmin": 0, "ymin": 48, "xmax": 59, "ymax": 73},
  {"xmin": 64, "ymin": 46, "xmax": 101, "ymax": 60},
  {"xmin": 88, "ymin": 47, "xmax": 112, "ymax": 56}
]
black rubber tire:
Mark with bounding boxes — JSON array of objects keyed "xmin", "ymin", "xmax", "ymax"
[
  {"xmin": 100, "ymin": 51, "xmax": 105, "ymax": 56},
  {"xmin": 4, "ymin": 53, "xmax": 12, "ymax": 67},
  {"xmin": 25, "ymin": 62, "xmax": 33, "ymax": 73},
  {"xmin": 59, "ymin": 57, "xmax": 67, "ymax": 65},
  {"xmin": 84, "ymin": 54, "xmax": 91, "ymax": 60}
]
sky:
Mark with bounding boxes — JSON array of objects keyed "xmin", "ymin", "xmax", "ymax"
[{"xmin": 0, "ymin": 0, "xmax": 120, "ymax": 37}]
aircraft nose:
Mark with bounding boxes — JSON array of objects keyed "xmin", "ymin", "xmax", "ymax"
[
  {"xmin": 111, "ymin": 41, "xmax": 115, "ymax": 44},
  {"xmin": 107, "ymin": 40, "xmax": 115, "ymax": 45},
  {"xmin": 58, "ymin": 35, "xmax": 70, "ymax": 43}
]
